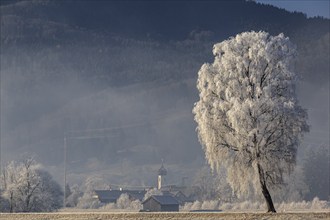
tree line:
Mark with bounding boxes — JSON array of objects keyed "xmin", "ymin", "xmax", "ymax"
[{"xmin": 0, "ymin": 158, "xmax": 62, "ymax": 212}]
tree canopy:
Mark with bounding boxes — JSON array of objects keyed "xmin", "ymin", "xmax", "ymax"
[
  {"xmin": 193, "ymin": 31, "xmax": 309, "ymax": 212},
  {"xmin": 0, "ymin": 158, "xmax": 63, "ymax": 212}
]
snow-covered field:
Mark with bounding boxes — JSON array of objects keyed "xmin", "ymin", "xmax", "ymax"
[{"xmin": 0, "ymin": 212, "xmax": 329, "ymax": 220}]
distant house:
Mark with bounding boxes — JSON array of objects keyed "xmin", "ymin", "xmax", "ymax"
[
  {"xmin": 160, "ymin": 186, "xmax": 194, "ymax": 205},
  {"xmin": 169, "ymin": 191, "xmax": 192, "ymax": 205},
  {"xmin": 93, "ymin": 190, "xmax": 146, "ymax": 204},
  {"xmin": 142, "ymin": 195, "xmax": 179, "ymax": 212}
]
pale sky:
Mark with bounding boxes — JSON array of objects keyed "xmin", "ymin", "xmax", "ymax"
[{"xmin": 256, "ymin": 0, "xmax": 330, "ymax": 18}]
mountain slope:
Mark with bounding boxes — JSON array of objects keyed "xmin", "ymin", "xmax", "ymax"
[{"xmin": 0, "ymin": 0, "xmax": 329, "ymax": 187}]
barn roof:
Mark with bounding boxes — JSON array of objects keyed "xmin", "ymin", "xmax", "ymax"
[
  {"xmin": 94, "ymin": 190, "xmax": 146, "ymax": 203},
  {"xmin": 94, "ymin": 190, "xmax": 122, "ymax": 203},
  {"xmin": 127, "ymin": 190, "xmax": 146, "ymax": 201},
  {"xmin": 143, "ymin": 195, "xmax": 179, "ymax": 205}
]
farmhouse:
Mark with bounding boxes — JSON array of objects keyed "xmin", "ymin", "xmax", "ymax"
[
  {"xmin": 163, "ymin": 190, "xmax": 191, "ymax": 205},
  {"xmin": 93, "ymin": 189, "xmax": 146, "ymax": 203},
  {"xmin": 92, "ymin": 162, "xmax": 192, "ymax": 205},
  {"xmin": 142, "ymin": 195, "xmax": 179, "ymax": 212}
]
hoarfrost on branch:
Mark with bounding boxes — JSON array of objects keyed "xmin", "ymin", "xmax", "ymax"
[{"xmin": 193, "ymin": 31, "xmax": 308, "ymax": 212}]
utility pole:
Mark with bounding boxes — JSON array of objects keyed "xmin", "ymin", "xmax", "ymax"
[
  {"xmin": 0, "ymin": 56, "xmax": 2, "ymax": 209},
  {"xmin": 62, "ymin": 128, "xmax": 119, "ymax": 208},
  {"xmin": 0, "ymin": 46, "xmax": 1, "ymax": 178},
  {"xmin": 63, "ymin": 135, "xmax": 67, "ymax": 208}
]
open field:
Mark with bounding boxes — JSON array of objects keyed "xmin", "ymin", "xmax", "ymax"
[{"xmin": 0, "ymin": 212, "xmax": 329, "ymax": 220}]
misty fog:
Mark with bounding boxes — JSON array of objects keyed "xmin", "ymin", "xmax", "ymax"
[{"xmin": 0, "ymin": 0, "xmax": 329, "ymax": 201}]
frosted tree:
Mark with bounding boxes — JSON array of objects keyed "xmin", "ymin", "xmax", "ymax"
[
  {"xmin": 76, "ymin": 175, "xmax": 108, "ymax": 209},
  {"xmin": 1, "ymin": 158, "xmax": 62, "ymax": 212},
  {"xmin": 65, "ymin": 184, "xmax": 82, "ymax": 207},
  {"xmin": 193, "ymin": 31, "xmax": 309, "ymax": 212},
  {"xmin": 143, "ymin": 188, "xmax": 163, "ymax": 201},
  {"xmin": 116, "ymin": 193, "xmax": 142, "ymax": 210}
]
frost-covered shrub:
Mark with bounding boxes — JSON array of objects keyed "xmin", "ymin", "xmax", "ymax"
[
  {"xmin": 116, "ymin": 193, "xmax": 142, "ymax": 210},
  {"xmin": 182, "ymin": 200, "xmax": 217, "ymax": 211},
  {"xmin": 219, "ymin": 202, "xmax": 233, "ymax": 210},
  {"xmin": 100, "ymin": 203, "xmax": 116, "ymax": 210},
  {"xmin": 76, "ymin": 175, "xmax": 108, "ymax": 209},
  {"xmin": 76, "ymin": 192, "xmax": 102, "ymax": 209},
  {"xmin": 65, "ymin": 184, "xmax": 82, "ymax": 207},
  {"xmin": 183, "ymin": 198, "xmax": 329, "ymax": 212},
  {"xmin": 276, "ymin": 197, "xmax": 329, "ymax": 212},
  {"xmin": 201, "ymin": 200, "xmax": 219, "ymax": 210},
  {"xmin": 99, "ymin": 194, "xmax": 142, "ymax": 210},
  {"xmin": 238, "ymin": 201, "xmax": 251, "ymax": 210},
  {"xmin": 128, "ymin": 199, "xmax": 143, "ymax": 210},
  {"xmin": 143, "ymin": 188, "xmax": 162, "ymax": 201},
  {"xmin": 116, "ymin": 194, "xmax": 131, "ymax": 209},
  {"xmin": 311, "ymin": 197, "xmax": 328, "ymax": 210},
  {"xmin": 180, "ymin": 202, "xmax": 193, "ymax": 211},
  {"xmin": 191, "ymin": 200, "xmax": 202, "ymax": 210},
  {"xmin": 232, "ymin": 201, "xmax": 264, "ymax": 210}
]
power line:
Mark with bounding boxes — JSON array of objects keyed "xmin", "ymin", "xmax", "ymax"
[
  {"xmin": 63, "ymin": 130, "xmax": 123, "ymax": 207},
  {"xmin": 66, "ymin": 111, "xmax": 192, "ymax": 135},
  {"xmin": 62, "ymin": 111, "xmax": 192, "ymax": 207},
  {"xmin": 108, "ymin": 183, "xmax": 153, "ymax": 189}
]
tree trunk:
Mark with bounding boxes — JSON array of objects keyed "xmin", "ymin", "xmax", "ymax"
[
  {"xmin": 260, "ymin": 179, "xmax": 276, "ymax": 213},
  {"xmin": 9, "ymin": 192, "xmax": 13, "ymax": 213},
  {"xmin": 257, "ymin": 163, "xmax": 276, "ymax": 213}
]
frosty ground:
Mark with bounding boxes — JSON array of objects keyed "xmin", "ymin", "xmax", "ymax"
[{"xmin": 1, "ymin": 211, "xmax": 329, "ymax": 220}]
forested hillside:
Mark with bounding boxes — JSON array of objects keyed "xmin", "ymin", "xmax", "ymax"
[{"xmin": 0, "ymin": 0, "xmax": 328, "ymax": 200}]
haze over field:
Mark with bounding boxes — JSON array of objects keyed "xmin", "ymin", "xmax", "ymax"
[{"xmin": 0, "ymin": 0, "xmax": 329, "ymax": 204}]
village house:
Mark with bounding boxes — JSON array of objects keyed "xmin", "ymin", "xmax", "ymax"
[
  {"xmin": 93, "ymin": 189, "xmax": 146, "ymax": 204},
  {"xmin": 92, "ymin": 162, "xmax": 192, "ymax": 207},
  {"xmin": 142, "ymin": 195, "xmax": 179, "ymax": 212}
]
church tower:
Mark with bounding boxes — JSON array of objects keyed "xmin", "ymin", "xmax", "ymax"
[{"xmin": 157, "ymin": 160, "xmax": 167, "ymax": 189}]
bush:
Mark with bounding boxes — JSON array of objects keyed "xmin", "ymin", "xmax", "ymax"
[
  {"xmin": 276, "ymin": 197, "xmax": 329, "ymax": 212},
  {"xmin": 1, "ymin": 159, "xmax": 63, "ymax": 212},
  {"xmin": 99, "ymin": 194, "xmax": 142, "ymax": 211},
  {"xmin": 201, "ymin": 200, "xmax": 219, "ymax": 210},
  {"xmin": 76, "ymin": 192, "xmax": 102, "ymax": 209},
  {"xmin": 181, "ymin": 198, "xmax": 329, "ymax": 212}
]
